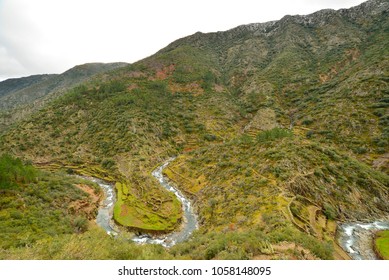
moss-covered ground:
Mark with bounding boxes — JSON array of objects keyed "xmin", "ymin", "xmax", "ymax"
[{"xmin": 375, "ymin": 230, "xmax": 389, "ymax": 260}]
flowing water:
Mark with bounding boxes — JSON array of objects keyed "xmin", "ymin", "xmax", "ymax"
[
  {"xmin": 337, "ymin": 221, "xmax": 389, "ymax": 260},
  {"xmin": 81, "ymin": 167, "xmax": 389, "ymax": 256},
  {"xmin": 131, "ymin": 157, "xmax": 198, "ymax": 247},
  {"xmin": 77, "ymin": 176, "xmax": 119, "ymax": 236},
  {"xmin": 87, "ymin": 157, "xmax": 198, "ymax": 247},
  {"xmin": 85, "ymin": 169, "xmax": 389, "ymax": 255}
]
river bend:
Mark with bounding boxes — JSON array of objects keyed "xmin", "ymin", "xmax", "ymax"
[{"xmin": 90, "ymin": 158, "xmax": 198, "ymax": 247}]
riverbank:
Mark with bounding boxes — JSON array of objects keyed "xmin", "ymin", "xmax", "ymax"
[
  {"xmin": 338, "ymin": 221, "xmax": 389, "ymax": 260},
  {"xmin": 373, "ymin": 230, "xmax": 389, "ymax": 260},
  {"xmin": 90, "ymin": 158, "xmax": 198, "ymax": 247}
]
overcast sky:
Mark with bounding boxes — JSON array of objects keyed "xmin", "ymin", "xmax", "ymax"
[{"xmin": 0, "ymin": 0, "xmax": 366, "ymax": 81}]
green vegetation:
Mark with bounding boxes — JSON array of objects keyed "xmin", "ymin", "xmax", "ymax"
[
  {"xmin": 171, "ymin": 225, "xmax": 333, "ymax": 260},
  {"xmin": 0, "ymin": 1, "xmax": 388, "ymax": 259},
  {"xmin": 375, "ymin": 230, "xmax": 389, "ymax": 260},
  {"xmin": 0, "ymin": 60, "xmax": 243, "ymax": 232},
  {"xmin": 0, "ymin": 153, "xmax": 37, "ymax": 189},
  {"xmin": 0, "ymin": 227, "xmax": 172, "ymax": 260},
  {"xmin": 0, "ymin": 154, "xmax": 101, "ymax": 250},
  {"xmin": 113, "ymin": 182, "xmax": 181, "ymax": 231},
  {"xmin": 166, "ymin": 135, "xmax": 388, "ymax": 258},
  {"xmin": 0, "ymin": 63, "xmax": 128, "ymax": 133},
  {"xmin": 256, "ymin": 128, "xmax": 293, "ymax": 142}
]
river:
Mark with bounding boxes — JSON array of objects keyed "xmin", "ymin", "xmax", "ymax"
[
  {"xmin": 84, "ymin": 169, "xmax": 389, "ymax": 256},
  {"xmin": 89, "ymin": 157, "xmax": 198, "ymax": 247},
  {"xmin": 337, "ymin": 220, "xmax": 389, "ymax": 260},
  {"xmin": 85, "ymin": 176, "xmax": 119, "ymax": 236}
]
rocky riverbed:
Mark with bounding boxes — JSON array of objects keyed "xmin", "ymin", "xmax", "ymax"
[{"xmin": 338, "ymin": 221, "xmax": 389, "ymax": 260}]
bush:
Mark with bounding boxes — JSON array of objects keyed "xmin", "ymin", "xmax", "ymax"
[
  {"xmin": 204, "ymin": 134, "xmax": 217, "ymax": 141},
  {"xmin": 257, "ymin": 128, "xmax": 293, "ymax": 142},
  {"xmin": 147, "ymin": 81, "xmax": 167, "ymax": 92},
  {"xmin": 306, "ymin": 130, "xmax": 314, "ymax": 138},
  {"xmin": 302, "ymin": 118, "xmax": 314, "ymax": 125},
  {"xmin": 100, "ymin": 81, "xmax": 126, "ymax": 93},
  {"xmin": 353, "ymin": 146, "xmax": 367, "ymax": 154},
  {"xmin": 66, "ymin": 168, "xmax": 74, "ymax": 175},
  {"xmin": 201, "ymin": 71, "xmax": 215, "ymax": 91},
  {"xmin": 101, "ymin": 158, "xmax": 115, "ymax": 170},
  {"xmin": 73, "ymin": 216, "xmax": 88, "ymax": 233},
  {"xmin": 323, "ymin": 203, "xmax": 337, "ymax": 220},
  {"xmin": 0, "ymin": 154, "xmax": 37, "ymax": 189}
]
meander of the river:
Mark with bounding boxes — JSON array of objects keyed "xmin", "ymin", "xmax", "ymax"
[
  {"xmin": 83, "ymin": 159, "xmax": 388, "ymax": 257},
  {"xmin": 87, "ymin": 158, "xmax": 198, "ymax": 247}
]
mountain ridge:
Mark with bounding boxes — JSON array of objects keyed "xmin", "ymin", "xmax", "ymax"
[
  {"xmin": 0, "ymin": 62, "xmax": 128, "ymax": 131},
  {"xmin": 0, "ymin": 74, "xmax": 55, "ymax": 99},
  {"xmin": 0, "ymin": 0, "xmax": 388, "ymax": 260},
  {"xmin": 158, "ymin": 0, "xmax": 388, "ymax": 50}
]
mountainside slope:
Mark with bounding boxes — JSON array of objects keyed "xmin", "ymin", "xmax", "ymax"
[
  {"xmin": 0, "ymin": 0, "xmax": 388, "ymax": 259},
  {"xmin": 0, "ymin": 62, "xmax": 128, "ymax": 132},
  {"xmin": 0, "ymin": 74, "xmax": 56, "ymax": 99},
  {"xmin": 152, "ymin": 0, "xmax": 389, "ymax": 170}
]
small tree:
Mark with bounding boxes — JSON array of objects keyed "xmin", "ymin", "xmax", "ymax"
[{"xmin": 73, "ymin": 216, "xmax": 88, "ymax": 233}]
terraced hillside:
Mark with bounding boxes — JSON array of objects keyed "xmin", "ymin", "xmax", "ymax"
[{"xmin": 0, "ymin": 0, "xmax": 388, "ymax": 259}]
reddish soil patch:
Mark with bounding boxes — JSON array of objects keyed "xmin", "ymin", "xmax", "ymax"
[
  {"xmin": 169, "ymin": 82, "xmax": 204, "ymax": 95},
  {"xmin": 127, "ymin": 71, "xmax": 147, "ymax": 78},
  {"xmin": 127, "ymin": 84, "xmax": 139, "ymax": 91},
  {"xmin": 120, "ymin": 204, "xmax": 130, "ymax": 216},
  {"xmin": 155, "ymin": 64, "xmax": 175, "ymax": 80},
  {"xmin": 69, "ymin": 184, "xmax": 102, "ymax": 219},
  {"xmin": 213, "ymin": 84, "xmax": 225, "ymax": 93}
]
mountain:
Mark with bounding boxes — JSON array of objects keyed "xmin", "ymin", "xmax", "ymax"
[
  {"xmin": 150, "ymin": 0, "xmax": 388, "ymax": 169},
  {"xmin": 0, "ymin": 62, "xmax": 128, "ymax": 131},
  {"xmin": 0, "ymin": 74, "xmax": 55, "ymax": 99},
  {"xmin": 0, "ymin": 0, "xmax": 388, "ymax": 260}
]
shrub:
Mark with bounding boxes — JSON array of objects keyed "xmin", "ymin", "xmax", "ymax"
[
  {"xmin": 201, "ymin": 71, "xmax": 215, "ymax": 91},
  {"xmin": 323, "ymin": 203, "xmax": 337, "ymax": 220},
  {"xmin": 0, "ymin": 154, "xmax": 37, "ymax": 188},
  {"xmin": 353, "ymin": 146, "xmax": 367, "ymax": 154},
  {"xmin": 306, "ymin": 130, "xmax": 314, "ymax": 138},
  {"xmin": 101, "ymin": 158, "xmax": 115, "ymax": 170},
  {"xmin": 73, "ymin": 216, "xmax": 88, "ymax": 233},
  {"xmin": 100, "ymin": 81, "xmax": 126, "ymax": 93},
  {"xmin": 302, "ymin": 118, "xmax": 314, "ymax": 125},
  {"xmin": 204, "ymin": 134, "xmax": 217, "ymax": 141},
  {"xmin": 257, "ymin": 128, "xmax": 293, "ymax": 142}
]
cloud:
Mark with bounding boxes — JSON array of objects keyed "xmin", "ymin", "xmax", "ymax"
[
  {"xmin": 312, "ymin": 0, "xmax": 363, "ymax": 6},
  {"xmin": 299, "ymin": 0, "xmax": 367, "ymax": 11},
  {"xmin": 0, "ymin": 0, "xmax": 192, "ymax": 79},
  {"xmin": 0, "ymin": 46, "xmax": 27, "ymax": 81},
  {"xmin": 0, "ymin": 0, "xmax": 53, "ymax": 79},
  {"xmin": 0, "ymin": 0, "xmax": 367, "ymax": 80}
]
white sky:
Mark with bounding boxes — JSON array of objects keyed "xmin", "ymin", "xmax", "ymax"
[{"xmin": 0, "ymin": 0, "xmax": 366, "ymax": 81}]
